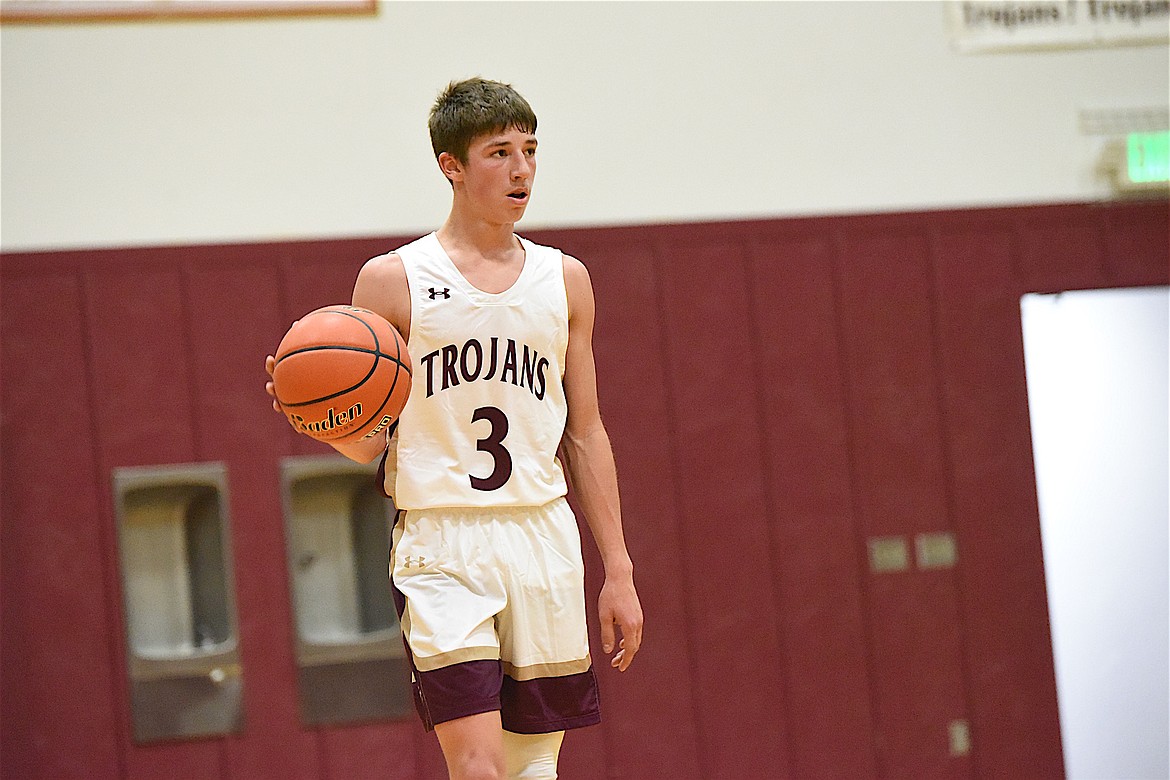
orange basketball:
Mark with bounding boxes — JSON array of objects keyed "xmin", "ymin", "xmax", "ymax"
[{"xmin": 272, "ymin": 305, "xmax": 411, "ymax": 444}]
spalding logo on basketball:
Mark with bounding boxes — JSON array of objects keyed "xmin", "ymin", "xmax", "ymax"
[{"xmin": 272, "ymin": 305, "xmax": 412, "ymax": 444}]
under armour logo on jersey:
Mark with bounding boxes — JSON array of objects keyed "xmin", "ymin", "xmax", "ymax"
[
  {"xmin": 428, "ymin": 287, "xmax": 451, "ymax": 300},
  {"xmin": 402, "ymin": 555, "xmax": 427, "ymax": 569}
]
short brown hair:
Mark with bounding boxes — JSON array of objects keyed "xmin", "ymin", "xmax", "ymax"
[{"xmin": 428, "ymin": 78, "xmax": 537, "ymax": 164}]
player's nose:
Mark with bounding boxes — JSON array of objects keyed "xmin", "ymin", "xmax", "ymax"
[{"xmin": 510, "ymin": 154, "xmax": 532, "ymax": 180}]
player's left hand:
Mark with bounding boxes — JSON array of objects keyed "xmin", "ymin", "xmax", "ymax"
[{"xmin": 599, "ymin": 574, "xmax": 643, "ymax": 672}]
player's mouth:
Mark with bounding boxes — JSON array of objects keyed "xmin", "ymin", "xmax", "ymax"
[{"xmin": 507, "ymin": 189, "xmax": 529, "ymax": 204}]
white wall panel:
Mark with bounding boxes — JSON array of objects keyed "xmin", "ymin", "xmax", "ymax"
[{"xmin": 1, "ymin": 1, "xmax": 1166, "ymax": 251}]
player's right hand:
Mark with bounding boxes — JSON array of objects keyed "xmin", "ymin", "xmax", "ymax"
[{"xmin": 264, "ymin": 354, "xmax": 280, "ymax": 413}]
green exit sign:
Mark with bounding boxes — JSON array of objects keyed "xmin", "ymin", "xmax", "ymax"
[{"xmin": 1127, "ymin": 131, "xmax": 1170, "ymax": 184}]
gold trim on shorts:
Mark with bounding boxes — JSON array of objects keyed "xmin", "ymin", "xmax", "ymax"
[
  {"xmin": 503, "ymin": 655, "xmax": 593, "ymax": 681},
  {"xmin": 414, "ymin": 645, "xmax": 500, "ymax": 673}
]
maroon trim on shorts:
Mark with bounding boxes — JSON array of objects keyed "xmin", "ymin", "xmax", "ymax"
[
  {"xmin": 415, "ymin": 659, "xmax": 505, "ymax": 729},
  {"xmin": 409, "ymin": 662, "xmax": 602, "ymax": 734},
  {"xmin": 500, "ymin": 668, "xmax": 602, "ymax": 734}
]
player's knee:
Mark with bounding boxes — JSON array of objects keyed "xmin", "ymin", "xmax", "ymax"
[{"xmin": 448, "ymin": 750, "xmax": 505, "ymax": 780}]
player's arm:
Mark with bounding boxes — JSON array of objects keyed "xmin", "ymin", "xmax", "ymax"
[
  {"xmin": 559, "ymin": 254, "xmax": 643, "ymax": 672},
  {"xmin": 264, "ymin": 253, "xmax": 412, "ymax": 464},
  {"xmin": 327, "ymin": 252, "xmax": 413, "ymax": 464}
]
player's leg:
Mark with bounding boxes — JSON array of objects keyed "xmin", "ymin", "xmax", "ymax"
[
  {"xmin": 434, "ymin": 711, "xmax": 507, "ymax": 780},
  {"xmin": 495, "ymin": 498, "xmax": 600, "ymax": 776},
  {"xmin": 393, "ymin": 507, "xmax": 508, "ymax": 777},
  {"xmin": 502, "ymin": 730, "xmax": 565, "ymax": 779}
]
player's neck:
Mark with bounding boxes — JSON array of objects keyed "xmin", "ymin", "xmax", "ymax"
[{"xmin": 437, "ymin": 210, "xmax": 520, "ymax": 263}]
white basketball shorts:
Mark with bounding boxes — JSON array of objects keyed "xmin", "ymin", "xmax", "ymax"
[{"xmin": 389, "ymin": 496, "xmax": 601, "ymax": 733}]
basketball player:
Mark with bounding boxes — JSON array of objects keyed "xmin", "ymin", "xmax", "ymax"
[{"xmin": 270, "ymin": 78, "xmax": 642, "ymax": 780}]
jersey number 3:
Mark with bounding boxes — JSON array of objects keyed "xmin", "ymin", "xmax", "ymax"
[{"xmin": 470, "ymin": 406, "xmax": 512, "ymax": 491}]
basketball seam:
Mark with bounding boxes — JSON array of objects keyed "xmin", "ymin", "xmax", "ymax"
[
  {"xmin": 276, "ymin": 351, "xmax": 408, "ymax": 407},
  {"xmin": 276, "ymin": 344, "xmax": 410, "ymax": 370}
]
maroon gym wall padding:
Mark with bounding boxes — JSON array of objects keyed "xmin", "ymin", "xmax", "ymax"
[{"xmin": 2, "ymin": 200, "xmax": 1166, "ymax": 779}]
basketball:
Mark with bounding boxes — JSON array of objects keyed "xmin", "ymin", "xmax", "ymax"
[{"xmin": 272, "ymin": 305, "xmax": 411, "ymax": 444}]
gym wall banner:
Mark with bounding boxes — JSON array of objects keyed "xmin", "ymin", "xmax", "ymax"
[{"xmin": 948, "ymin": 0, "xmax": 1170, "ymax": 52}]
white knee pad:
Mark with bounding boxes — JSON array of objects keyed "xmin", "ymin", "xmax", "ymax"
[{"xmin": 502, "ymin": 730, "xmax": 564, "ymax": 780}]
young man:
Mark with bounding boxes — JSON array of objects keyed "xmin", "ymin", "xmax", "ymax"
[{"xmin": 289, "ymin": 78, "xmax": 642, "ymax": 780}]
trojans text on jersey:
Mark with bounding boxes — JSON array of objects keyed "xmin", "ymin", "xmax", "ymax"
[{"xmin": 419, "ymin": 336, "xmax": 550, "ymax": 400}]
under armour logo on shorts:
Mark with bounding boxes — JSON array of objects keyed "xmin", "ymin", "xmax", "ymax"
[
  {"xmin": 402, "ymin": 555, "xmax": 427, "ymax": 569},
  {"xmin": 428, "ymin": 287, "xmax": 451, "ymax": 300}
]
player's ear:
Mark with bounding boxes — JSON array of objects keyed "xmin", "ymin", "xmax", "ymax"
[{"xmin": 437, "ymin": 151, "xmax": 463, "ymax": 183}]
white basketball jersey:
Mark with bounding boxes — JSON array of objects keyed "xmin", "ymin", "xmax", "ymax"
[{"xmin": 386, "ymin": 233, "xmax": 570, "ymax": 509}]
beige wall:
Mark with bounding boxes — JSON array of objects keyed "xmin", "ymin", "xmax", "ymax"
[{"xmin": 1, "ymin": 1, "xmax": 1167, "ymax": 251}]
